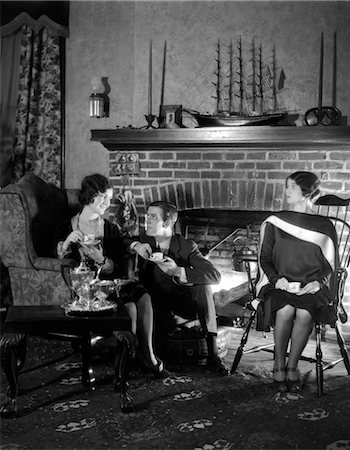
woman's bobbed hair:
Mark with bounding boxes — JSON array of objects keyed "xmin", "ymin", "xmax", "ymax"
[
  {"xmin": 287, "ymin": 171, "xmax": 321, "ymax": 200},
  {"xmin": 78, "ymin": 174, "xmax": 113, "ymax": 205}
]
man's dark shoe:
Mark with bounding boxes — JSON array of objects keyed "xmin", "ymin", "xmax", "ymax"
[{"xmin": 206, "ymin": 355, "xmax": 230, "ymax": 376}]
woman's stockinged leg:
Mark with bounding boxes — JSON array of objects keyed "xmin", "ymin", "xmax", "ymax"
[
  {"xmin": 125, "ymin": 296, "xmax": 170, "ymax": 378},
  {"xmin": 135, "ymin": 293, "xmax": 158, "ymax": 366},
  {"xmin": 123, "ymin": 302, "xmax": 137, "ymax": 335},
  {"xmin": 287, "ymin": 308, "xmax": 313, "ymax": 380},
  {"xmin": 273, "ymin": 304, "xmax": 295, "ymax": 381}
]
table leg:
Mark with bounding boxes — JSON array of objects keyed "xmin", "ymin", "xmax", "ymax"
[
  {"xmin": 113, "ymin": 331, "xmax": 137, "ymax": 413},
  {"xmin": 0, "ymin": 333, "xmax": 27, "ymax": 418},
  {"xmin": 80, "ymin": 335, "xmax": 96, "ymax": 391}
]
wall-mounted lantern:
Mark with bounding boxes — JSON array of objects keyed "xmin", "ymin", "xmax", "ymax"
[{"xmin": 89, "ymin": 77, "xmax": 110, "ymax": 118}]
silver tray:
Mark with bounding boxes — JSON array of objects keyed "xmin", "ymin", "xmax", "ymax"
[{"xmin": 66, "ymin": 305, "xmax": 117, "ymax": 317}]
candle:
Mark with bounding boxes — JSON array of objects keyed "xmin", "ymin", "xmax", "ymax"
[
  {"xmin": 160, "ymin": 41, "xmax": 167, "ymax": 109},
  {"xmin": 332, "ymin": 31, "xmax": 337, "ymax": 107},
  {"xmin": 318, "ymin": 32, "xmax": 324, "ymax": 117},
  {"xmin": 148, "ymin": 40, "xmax": 152, "ymax": 115}
]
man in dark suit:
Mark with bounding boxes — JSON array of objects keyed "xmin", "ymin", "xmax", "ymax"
[{"xmin": 132, "ymin": 201, "xmax": 229, "ymax": 375}]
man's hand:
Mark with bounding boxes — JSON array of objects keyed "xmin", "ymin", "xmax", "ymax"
[
  {"xmin": 133, "ymin": 242, "xmax": 152, "ymax": 259},
  {"xmin": 155, "ymin": 256, "xmax": 181, "ymax": 277}
]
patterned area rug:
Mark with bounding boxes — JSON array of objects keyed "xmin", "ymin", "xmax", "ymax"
[{"xmin": 1, "ymin": 336, "xmax": 349, "ymax": 450}]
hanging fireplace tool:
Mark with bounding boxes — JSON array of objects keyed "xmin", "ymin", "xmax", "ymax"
[{"xmin": 304, "ymin": 32, "xmax": 341, "ymax": 126}]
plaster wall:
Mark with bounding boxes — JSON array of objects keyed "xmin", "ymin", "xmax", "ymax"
[{"xmin": 65, "ymin": 0, "xmax": 350, "ymax": 188}]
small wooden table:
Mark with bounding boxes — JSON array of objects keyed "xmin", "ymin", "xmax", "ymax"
[{"xmin": 0, "ymin": 305, "xmax": 135, "ymax": 417}]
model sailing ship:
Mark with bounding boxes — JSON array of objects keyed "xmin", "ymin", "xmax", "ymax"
[{"xmin": 186, "ymin": 39, "xmax": 286, "ymax": 127}]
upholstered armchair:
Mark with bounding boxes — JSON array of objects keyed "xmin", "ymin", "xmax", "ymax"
[{"xmin": 0, "ymin": 173, "xmax": 80, "ymax": 306}]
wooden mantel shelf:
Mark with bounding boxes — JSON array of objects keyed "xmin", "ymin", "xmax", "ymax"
[{"xmin": 91, "ymin": 127, "xmax": 350, "ymax": 151}]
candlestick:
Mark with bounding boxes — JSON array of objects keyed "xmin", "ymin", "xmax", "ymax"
[{"xmin": 144, "ymin": 113, "xmax": 156, "ymax": 128}]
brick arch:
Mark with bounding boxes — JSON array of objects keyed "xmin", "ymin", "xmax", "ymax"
[{"xmin": 140, "ymin": 179, "xmax": 286, "ymax": 212}]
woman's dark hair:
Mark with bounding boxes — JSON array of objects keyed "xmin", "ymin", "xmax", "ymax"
[
  {"xmin": 149, "ymin": 201, "xmax": 178, "ymax": 224},
  {"xmin": 78, "ymin": 174, "xmax": 113, "ymax": 205},
  {"xmin": 287, "ymin": 171, "xmax": 321, "ymax": 200}
]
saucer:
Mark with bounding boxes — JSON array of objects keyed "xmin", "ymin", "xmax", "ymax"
[{"xmin": 79, "ymin": 239, "xmax": 101, "ymax": 246}]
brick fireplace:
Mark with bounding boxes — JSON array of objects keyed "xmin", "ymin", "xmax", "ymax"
[{"xmin": 92, "ymin": 126, "xmax": 350, "ymax": 331}]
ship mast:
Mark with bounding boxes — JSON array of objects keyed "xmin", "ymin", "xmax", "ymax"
[
  {"xmin": 213, "ymin": 40, "xmax": 224, "ymax": 114},
  {"xmin": 237, "ymin": 37, "xmax": 244, "ymax": 115},
  {"xmin": 272, "ymin": 44, "xmax": 277, "ymax": 111},
  {"xmin": 258, "ymin": 43, "xmax": 264, "ymax": 114},
  {"xmin": 251, "ymin": 38, "xmax": 256, "ymax": 112},
  {"xmin": 228, "ymin": 41, "xmax": 234, "ymax": 114}
]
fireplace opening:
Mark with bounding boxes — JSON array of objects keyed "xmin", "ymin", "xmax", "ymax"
[{"xmin": 177, "ymin": 209, "xmax": 270, "ymax": 318}]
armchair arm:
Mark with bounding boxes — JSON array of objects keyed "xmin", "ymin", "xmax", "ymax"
[
  {"xmin": 32, "ymin": 257, "xmax": 77, "ymax": 272},
  {"xmin": 336, "ymin": 267, "xmax": 348, "ymax": 324},
  {"xmin": 336, "ymin": 267, "xmax": 348, "ymax": 300}
]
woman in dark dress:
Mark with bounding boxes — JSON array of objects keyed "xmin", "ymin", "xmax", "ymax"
[
  {"xmin": 254, "ymin": 171, "xmax": 338, "ymax": 392},
  {"xmin": 55, "ymin": 174, "xmax": 169, "ymax": 378}
]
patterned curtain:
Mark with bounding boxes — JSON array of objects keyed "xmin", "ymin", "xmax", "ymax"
[{"xmin": 12, "ymin": 24, "xmax": 62, "ymax": 186}]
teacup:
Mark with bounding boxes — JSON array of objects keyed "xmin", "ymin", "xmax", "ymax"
[
  {"xmin": 91, "ymin": 279, "xmax": 116, "ymax": 298},
  {"xmin": 288, "ymin": 282, "xmax": 301, "ymax": 293},
  {"xmin": 150, "ymin": 252, "xmax": 164, "ymax": 261},
  {"xmin": 84, "ymin": 234, "xmax": 95, "ymax": 243}
]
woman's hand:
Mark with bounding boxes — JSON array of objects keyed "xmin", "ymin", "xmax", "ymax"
[
  {"xmin": 250, "ymin": 299, "xmax": 261, "ymax": 311},
  {"xmin": 275, "ymin": 277, "xmax": 289, "ymax": 291},
  {"xmin": 80, "ymin": 242, "xmax": 104, "ymax": 264},
  {"xmin": 297, "ymin": 281, "xmax": 321, "ymax": 296},
  {"xmin": 63, "ymin": 230, "xmax": 84, "ymax": 250}
]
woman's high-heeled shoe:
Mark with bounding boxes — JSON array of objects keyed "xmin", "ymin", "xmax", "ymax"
[
  {"xmin": 138, "ymin": 354, "xmax": 171, "ymax": 379},
  {"xmin": 151, "ymin": 357, "xmax": 171, "ymax": 379},
  {"xmin": 272, "ymin": 367, "xmax": 288, "ymax": 393},
  {"xmin": 286, "ymin": 367, "xmax": 301, "ymax": 393}
]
